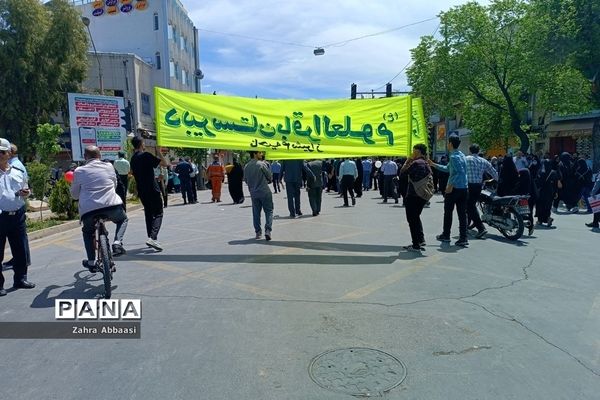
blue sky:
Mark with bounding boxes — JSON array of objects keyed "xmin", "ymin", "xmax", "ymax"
[{"xmin": 182, "ymin": 0, "xmax": 487, "ymax": 100}]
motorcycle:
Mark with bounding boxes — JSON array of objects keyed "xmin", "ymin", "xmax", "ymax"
[{"xmin": 478, "ymin": 181, "xmax": 533, "ymax": 240}]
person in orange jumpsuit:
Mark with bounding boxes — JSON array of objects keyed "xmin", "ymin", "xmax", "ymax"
[{"xmin": 207, "ymin": 155, "xmax": 225, "ymax": 202}]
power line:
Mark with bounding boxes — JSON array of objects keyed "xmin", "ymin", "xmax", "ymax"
[
  {"xmin": 373, "ymin": 22, "xmax": 441, "ymax": 91},
  {"xmin": 196, "ymin": 27, "xmax": 314, "ymax": 48},
  {"xmin": 321, "ymin": 16, "xmax": 439, "ymax": 48},
  {"xmin": 197, "ymin": 16, "xmax": 439, "ymax": 51}
]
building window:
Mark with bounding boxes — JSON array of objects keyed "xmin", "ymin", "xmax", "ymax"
[
  {"xmin": 155, "ymin": 52, "xmax": 161, "ymax": 69},
  {"xmin": 174, "ymin": 63, "xmax": 179, "ymax": 80},
  {"xmin": 141, "ymin": 93, "xmax": 151, "ymax": 115},
  {"xmin": 169, "ymin": 60, "xmax": 175, "ymax": 78},
  {"xmin": 180, "ymin": 36, "xmax": 185, "ymax": 51},
  {"xmin": 153, "ymin": 13, "xmax": 159, "ymax": 30},
  {"xmin": 181, "ymin": 69, "xmax": 187, "ymax": 86},
  {"xmin": 167, "ymin": 23, "xmax": 173, "ymax": 40},
  {"xmin": 173, "ymin": 26, "xmax": 178, "ymax": 44}
]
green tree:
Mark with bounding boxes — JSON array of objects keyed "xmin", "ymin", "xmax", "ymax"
[
  {"xmin": 529, "ymin": 0, "xmax": 600, "ymax": 169},
  {"xmin": 407, "ymin": 0, "xmax": 592, "ymax": 153},
  {"xmin": 27, "ymin": 123, "xmax": 62, "ymax": 219},
  {"xmin": 0, "ymin": 0, "xmax": 88, "ymax": 158}
]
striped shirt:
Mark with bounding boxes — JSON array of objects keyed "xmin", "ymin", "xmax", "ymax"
[{"xmin": 466, "ymin": 154, "xmax": 498, "ymax": 184}]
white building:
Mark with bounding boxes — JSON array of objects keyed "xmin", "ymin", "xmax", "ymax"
[{"xmin": 73, "ymin": 0, "xmax": 201, "ymax": 93}]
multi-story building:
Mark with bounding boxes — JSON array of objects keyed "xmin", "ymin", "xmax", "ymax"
[
  {"xmin": 73, "ymin": 0, "xmax": 201, "ymax": 94},
  {"xmin": 81, "ymin": 52, "xmax": 156, "ymax": 134}
]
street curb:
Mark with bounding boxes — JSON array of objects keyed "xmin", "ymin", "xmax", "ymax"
[{"xmin": 28, "ymin": 204, "xmax": 145, "ymax": 241}]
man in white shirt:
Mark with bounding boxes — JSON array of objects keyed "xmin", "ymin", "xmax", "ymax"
[
  {"xmin": 0, "ymin": 138, "xmax": 35, "ymax": 295},
  {"xmin": 381, "ymin": 157, "xmax": 399, "ymax": 203},
  {"xmin": 339, "ymin": 157, "xmax": 358, "ymax": 207},
  {"xmin": 71, "ymin": 146, "xmax": 129, "ymax": 271}
]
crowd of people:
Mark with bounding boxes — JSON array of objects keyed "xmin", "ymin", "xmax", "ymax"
[{"xmin": 1, "ymin": 133, "xmax": 599, "ymax": 296}]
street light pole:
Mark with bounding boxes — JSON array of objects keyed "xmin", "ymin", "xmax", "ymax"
[{"xmin": 81, "ymin": 16, "xmax": 104, "ymax": 95}]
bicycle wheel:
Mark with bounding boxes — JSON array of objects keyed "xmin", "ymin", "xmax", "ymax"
[{"xmin": 99, "ymin": 234, "xmax": 112, "ymax": 299}]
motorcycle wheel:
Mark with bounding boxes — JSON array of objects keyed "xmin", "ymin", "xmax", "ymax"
[{"xmin": 498, "ymin": 208, "xmax": 524, "ymax": 240}]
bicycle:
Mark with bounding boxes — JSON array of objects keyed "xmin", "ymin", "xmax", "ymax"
[{"xmin": 93, "ymin": 216, "xmax": 115, "ymax": 298}]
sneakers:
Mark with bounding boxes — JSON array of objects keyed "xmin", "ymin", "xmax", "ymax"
[
  {"xmin": 419, "ymin": 241, "xmax": 426, "ymax": 248},
  {"xmin": 455, "ymin": 238, "xmax": 469, "ymax": 247},
  {"xmin": 352, "ymin": 198, "xmax": 356, "ymax": 206},
  {"xmin": 403, "ymin": 245, "xmax": 423, "ymax": 252},
  {"xmin": 255, "ymin": 232, "xmax": 263, "ymax": 239},
  {"xmin": 112, "ymin": 241, "xmax": 126, "ymax": 256},
  {"xmin": 475, "ymin": 229, "xmax": 488, "ymax": 239},
  {"xmin": 547, "ymin": 217, "xmax": 554, "ymax": 227},
  {"xmin": 265, "ymin": 232, "xmax": 272, "ymax": 241},
  {"xmin": 585, "ymin": 222, "xmax": 599, "ymax": 228},
  {"xmin": 146, "ymin": 238, "xmax": 163, "ymax": 251},
  {"xmin": 570, "ymin": 207, "xmax": 579, "ymax": 214},
  {"xmin": 436, "ymin": 234, "xmax": 451, "ymax": 242}
]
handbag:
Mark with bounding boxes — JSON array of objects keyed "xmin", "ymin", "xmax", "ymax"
[
  {"xmin": 409, "ymin": 173, "xmax": 434, "ymax": 201},
  {"xmin": 588, "ymin": 194, "xmax": 600, "ymax": 214}
]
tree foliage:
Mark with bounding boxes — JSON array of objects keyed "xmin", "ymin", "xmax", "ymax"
[
  {"xmin": 35, "ymin": 122, "xmax": 62, "ymax": 165},
  {"xmin": 48, "ymin": 177, "xmax": 77, "ymax": 219},
  {"xmin": 0, "ymin": 0, "xmax": 88, "ymax": 158},
  {"xmin": 407, "ymin": 0, "xmax": 592, "ymax": 153}
]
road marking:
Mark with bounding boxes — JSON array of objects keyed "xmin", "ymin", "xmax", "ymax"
[
  {"xmin": 133, "ymin": 259, "xmax": 290, "ymax": 298},
  {"xmin": 339, "ymin": 253, "xmax": 443, "ymax": 300}
]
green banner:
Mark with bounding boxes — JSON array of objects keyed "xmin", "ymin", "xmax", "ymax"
[{"xmin": 156, "ymin": 87, "xmax": 424, "ymax": 159}]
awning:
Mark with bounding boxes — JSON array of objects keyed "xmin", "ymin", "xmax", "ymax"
[{"xmin": 546, "ymin": 120, "xmax": 592, "ymax": 137}]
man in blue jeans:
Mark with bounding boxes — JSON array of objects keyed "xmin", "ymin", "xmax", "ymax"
[
  {"xmin": 244, "ymin": 151, "xmax": 274, "ymax": 240},
  {"xmin": 429, "ymin": 134, "xmax": 469, "ymax": 247}
]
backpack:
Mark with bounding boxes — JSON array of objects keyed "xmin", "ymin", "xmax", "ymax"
[{"xmin": 409, "ymin": 173, "xmax": 434, "ymax": 201}]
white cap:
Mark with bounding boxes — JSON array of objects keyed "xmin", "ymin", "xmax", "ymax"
[{"xmin": 0, "ymin": 138, "xmax": 10, "ymax": 151}]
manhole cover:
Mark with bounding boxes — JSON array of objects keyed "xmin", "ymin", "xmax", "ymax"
[{"xmin": 308, "ymin": 347, "xmax": 407, "ymax": 397}]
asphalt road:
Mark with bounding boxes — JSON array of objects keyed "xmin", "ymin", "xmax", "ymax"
[{"xmin": 1, "ymin": 186, "xmax": 599, "ymax": 399}]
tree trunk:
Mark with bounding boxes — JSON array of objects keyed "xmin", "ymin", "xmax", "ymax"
[
  {"xmin": 592, "ymin": 117, "xmax": 600, "ymax": 173},
  {"xmin": 511, "ymin": 117, "xmax": 530, "ymax": 154}
]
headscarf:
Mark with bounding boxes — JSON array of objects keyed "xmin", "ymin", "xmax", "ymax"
[{"xmin": 498, "ymin": 155, "xmax": 519, "ymax": 196}]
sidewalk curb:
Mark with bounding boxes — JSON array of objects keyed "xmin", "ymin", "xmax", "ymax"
[{"xmin": 28, "ymin": 204, "xmax": 145, "ymax": 241}]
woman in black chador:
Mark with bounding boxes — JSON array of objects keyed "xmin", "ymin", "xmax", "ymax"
[
  {"xmin": 535, "ymin": 160, "xmax": 559, "ymax": 227},
  {"xmin": 227, "ymin": 158, "xmax": 245, "ymax": 204}
]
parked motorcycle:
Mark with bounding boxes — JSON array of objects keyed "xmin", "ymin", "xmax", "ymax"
[{"xmin": 478, "ymin": 181, "xmax": 533, "ymax": 240}]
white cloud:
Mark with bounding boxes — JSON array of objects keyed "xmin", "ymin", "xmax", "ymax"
[{"xmin": 184, "ymin": 0, "xmax": 489, "ymax": 99}]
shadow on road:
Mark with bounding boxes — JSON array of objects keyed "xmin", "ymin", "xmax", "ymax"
[
  {"xmin": 120, "ymin": 250, "xmax": 404, "ymax": 265},
  {"xmin": 30, "ymin": 271, "xmax": 115, "ymax": 308},
  {"xmin": 228, "ymin": 239, "xmax": 401, "ymax": 253}
]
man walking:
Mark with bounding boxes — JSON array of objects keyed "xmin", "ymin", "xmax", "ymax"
[
  {"xmin": 244, "ymin": 151, "xmax": 274, "ymax": 240},
  {"xmin": 306, "ymin": 159, "xmax": 324, "ymax": 216},
  {"xmin": 281, "ymin": 159, "xmax": 313, "ymax": 218},
  {"xmin": 189, "ymin": 158, "xmax": 199, "ymax": 203},
  {"xmin": 113, "ymin": 151, "xmax": 130, "ymax": 209},
  {"xmin": 466, "ymin": 144, "xmax": 498, "ymax": 239},
  {"xmin": 429, "ymin": 134, "xmax": 469, "ymax": 247},
  {"xmin": 0, "ymin": 138, "xmax": 35, "ymax": 296},
  {"xmin": 271, "ymin": 160, "xmax": 282, "ymax": 193},
  {"xmin": 175, "ymin": 158, "xmax": 194, "ymax": 204},
  {"xmin": 381, "ymin": 157, "xmax": 399, "ymax": 203},
  {"xmin": 339, "ymin": 157, "xmax": 358, "ymax": 207},
  {"xmin": 130, "ymin": 137, "xmax": 168, "ymax": 251},
  {"xmin": 362, "ymin": 157, "xmax": 372, "ymax": 190}
]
